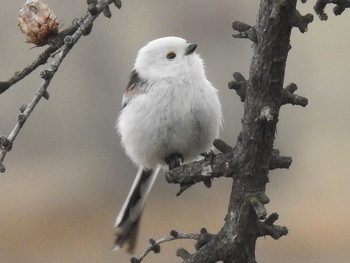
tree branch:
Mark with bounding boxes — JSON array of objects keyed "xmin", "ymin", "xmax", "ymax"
[
  {"xmin": 281, "ymin": 83, "xmax": 308, "ymax": 107},
  {"xmin": 165, "ymin": 143, "xmax": 292, "ymax": 196},
  {"xmin": 0, "ymin": 25, "xmax": 79, "ymax": 95},
  {"xmin": 228, "ymin": 72, "xmax": 247, "ymax": 102},
  {"xmin": 314, "ymin": 0, "xmax": 350, "ymax": 20},
  {"xmin": 258, "ymin": 213, "xmax": 289, "ymax": 239},
  {"xmin": 0, "ymin": 0, "xmax": 121, "ymax": 173},
  {"xmin": 130, "ymin": 230, "xmax": 203, "ymax": 263},
  {"xmin": 231, "ymin": 21, "xmax": 257, "ymax": 43}
]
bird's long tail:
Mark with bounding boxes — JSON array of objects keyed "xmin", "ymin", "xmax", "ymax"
[{"xmin": 113, "ymin": 166, "xmax": 160, "ymax": 253}]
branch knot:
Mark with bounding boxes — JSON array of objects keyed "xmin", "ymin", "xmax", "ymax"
[
  {"xmin": 248, "ymin": 192, "xmax": 270, "ymax": 219},
  {"xmin": 259, "ymin": 106, "xmax": 276, "ymax": 122},
  {"xmin": 0, "ymin": 137, "xmax": 12, "ymax": 152},
  {"xmin": 258, "ymin": 213, "xmax": 289, "ymax": 239},
  {"xmin": 281, "ymin": 83, "xmax": 308, "ymax": 107},
  {"xmin": 231, "ymin": 21, "xmax": 257, "ymax": 42},
  {"xmin": 39, "ymin": 69, "xmax": 53, "ymax": 80},
  {"xmin": 228, "ymin": 72, "xmax": 247, "ymax": 102},
  {"xmin": 314, "ymin": 0, "xmax": 350, "ymax": 20},
  {"xmin": 289, "ymin": 10, "xmax": 313, "ymax": 33},
  {"xmin": 194, "ymin": 228, "xmax": 215, "ymax": 251},
  {"xmin": 113, "ymin": 0, "xmax": 122, "ymax": 9}
]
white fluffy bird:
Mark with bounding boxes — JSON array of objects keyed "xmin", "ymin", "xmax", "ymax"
[{"xmin": 114, "ymin": 36, "xmax": 222, "ymax": 252}]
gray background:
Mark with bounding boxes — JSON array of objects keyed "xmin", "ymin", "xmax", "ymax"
[{"xmin": 1, "ymin": 1, "xmax": 350, "ymax": 262}]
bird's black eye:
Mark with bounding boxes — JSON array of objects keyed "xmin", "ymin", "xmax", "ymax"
[{"xmin": 166, "ymin": 51, "xmax": 176, "ymax": 60}]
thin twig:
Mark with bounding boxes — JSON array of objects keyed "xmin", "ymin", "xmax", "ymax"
[
  {"xmin": 314, "ymin": 0, "xmax": 350, "ymax": 20},
  {"xmin": 0, "ymin": 0, "xmax": 119, "ymax": 172},
  {"xmin": 0, "ymin": 25, "xmax": 79, "ymax": 95},
  {"xmin": 131, "ymin": 231, "xmax": 200, "ymax": 263}
]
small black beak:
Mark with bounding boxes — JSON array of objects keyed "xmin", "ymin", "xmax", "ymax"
[{"xmin": 185, "ymin": 43, "xmax": 197, "ymax": 55}]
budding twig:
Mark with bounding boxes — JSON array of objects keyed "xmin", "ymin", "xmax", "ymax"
[
  {"xmin": 314, "ymin": 0, "xmax": 350, "ymax": 20},
  {"xmin": 0, "ymin": 0, "xmax": 121, "ymax": 172},
  {"xmin": 131, "ymin": 230, "xmax": 201, "ymax": 263},
  {"xmin": 281, "ymin": 83, "xmax": 308, "ymax": 107}
]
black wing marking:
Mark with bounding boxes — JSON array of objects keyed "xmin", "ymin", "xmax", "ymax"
[{"xmin": 122, "ymin": 70, "xmax": 147, "ymax": 109}]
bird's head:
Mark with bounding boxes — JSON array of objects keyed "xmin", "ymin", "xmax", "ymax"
[{"xmin": 134, "ymin": 36, "xmax": 204, "ymax": 81}]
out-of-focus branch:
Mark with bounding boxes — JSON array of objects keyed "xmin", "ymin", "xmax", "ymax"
[
  {"xmin": 0, "ymin": 0, "xmax": 121, "ymax": 173},
  {"xmin": 0, "ymin": 25, "xmax": 79, "ymax": 95},
  {"xmin": 314, "ymin": 0, "xmax": 350, "ymax": 20},
  {"xmin": 130, "ymin": 230, "xmax": 206, "ymax": 263}
]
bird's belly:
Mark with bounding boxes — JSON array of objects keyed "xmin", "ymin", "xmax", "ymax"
[{"xmin": 119, "ymin": 104, "xmax": 212, "ymax": 169}]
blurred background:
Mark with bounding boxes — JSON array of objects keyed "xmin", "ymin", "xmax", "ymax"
[{"xmin": 1, "ymin": 1, "xmax": 350, "ymax": 262}]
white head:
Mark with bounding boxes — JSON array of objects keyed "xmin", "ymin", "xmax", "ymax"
[{"xmin": 134, "ymin": 36, "xmax": 205, "ymax": 81}]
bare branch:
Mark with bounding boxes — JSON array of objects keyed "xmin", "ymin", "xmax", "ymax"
[
  {"xmin": 228, "ymin": 72, "xmax": 246, "ymax": 102},
  {"xmin": 231, "ymin": 21, "xmax": 257, "ymax": 43},
  {"xmin": 288, "ymin": 9, "xmax": 314, "ymax": 33},
  {"xmin": 282, "ymin": 83, "xmax": 308, "ymax": 107},
  {"xmin": 213, "ymin": 138, "xmax": 233, "ymax": 153},
  {"xmin": 165, "ymin": 144, "xmax": 292, "ymax": 196},
  {"xmin": 113, "ymin": 0, "xmax": 122, "ymax": 9},
  {"xmin": 131, "ymin": 230, "xmax": 201, "ymax": 263},
  {"xmin": 269, "ymin": 149, "xmax": 293, "ymax": 170},
  {"xmin": 258, "ymin": 213, "xmax": 289, "ymax": 239},
  {"xmin": 175, "ymin": 1, "xmax": 302, "ymax": 261},
  {"xmin": 0, "ymin": 0, "xmax": 121, "ymax": 172},
  {"xmin": 248, "ymin": 192, "xmax": 270, "ymax": 219},
  {"xmin": 314, "ymin": 0, "xmax": 350, "ymax": 20}
]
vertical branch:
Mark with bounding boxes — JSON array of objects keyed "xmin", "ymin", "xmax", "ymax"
[
  {"xmin": 224, "ymin": 0, "xmax": 296, "ymax": 260},
  {"xmin": 179, "ymin": 1, "xmax": 310, "ymax": 262},
  {"xmin": 223, "ymin": 0, "xmax": 310, "ymax": 261}
]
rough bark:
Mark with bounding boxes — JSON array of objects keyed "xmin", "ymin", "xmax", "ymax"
[{"xmin": 164, "ymin": 1, "xmax": 310, "ymax": 262}]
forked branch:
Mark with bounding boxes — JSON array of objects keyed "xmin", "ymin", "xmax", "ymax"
[{"xmin": 0, "ymin": 0, "xmax": 121, "ymax": 173}]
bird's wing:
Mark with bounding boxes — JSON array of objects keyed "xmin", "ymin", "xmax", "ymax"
[{"xmin": 122, "ymin": 70, "xmax": 147, "ymax": 109}]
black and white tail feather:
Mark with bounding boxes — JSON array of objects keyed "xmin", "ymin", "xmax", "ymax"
[{"xmin": 113, "ymin": 167, "xmax": 160, "ymax": 252}]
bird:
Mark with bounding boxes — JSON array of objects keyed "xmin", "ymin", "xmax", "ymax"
[{"xmin": 114, "ymin": 36, "xmax": 222, "ymax": 252}]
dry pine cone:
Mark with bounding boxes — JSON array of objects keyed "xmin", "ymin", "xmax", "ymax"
[{"xmin": 18, "ymin": 0, "xmax": 59, "ymax": 46}]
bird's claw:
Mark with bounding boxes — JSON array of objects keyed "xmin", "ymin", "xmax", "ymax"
[{"xmin": 165, "ymin": 153, "xmax": 184, "ymax": 170}]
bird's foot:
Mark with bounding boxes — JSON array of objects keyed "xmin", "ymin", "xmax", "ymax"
[
  {"xmin": 165, "ymin": 153, "xmax": 184, "ymax": 170},
  {"xmin": 200, "ymin": 150, "xmax": 215, "ymax": 163}
]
